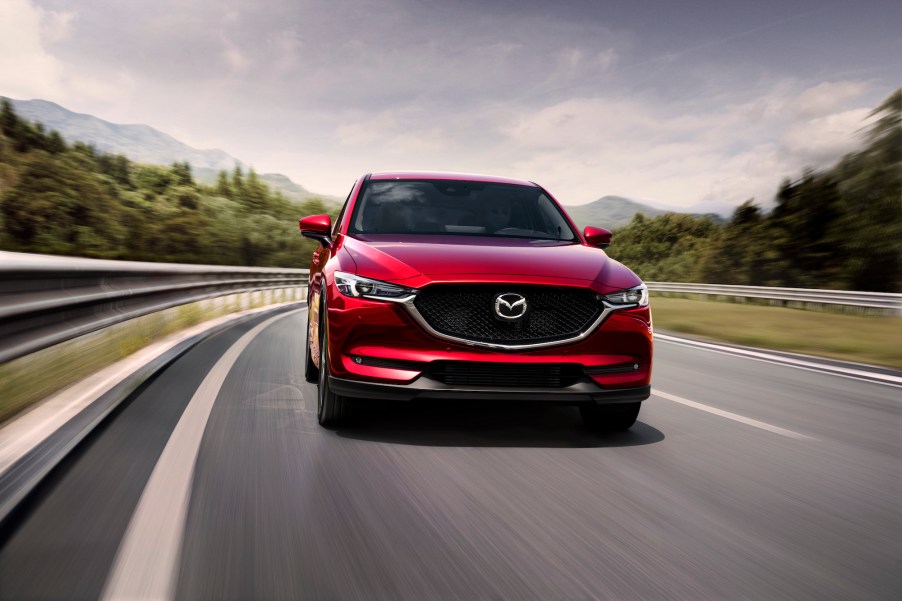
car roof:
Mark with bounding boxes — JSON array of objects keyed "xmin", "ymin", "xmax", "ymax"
[{"xmin": 368, "ymin": 171, "xmax": 538, "ymax": 187}]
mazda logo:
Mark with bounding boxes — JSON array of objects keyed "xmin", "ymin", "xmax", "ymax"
[{"xmin": 493, "ymin": 292, "xmax": 528, "ymax": 321}]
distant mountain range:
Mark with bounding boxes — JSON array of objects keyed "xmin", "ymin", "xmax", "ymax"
[
  {"xmin": 564, "ymin": 196, "xmax": 726, "ymax": 229},
  {"xmin": 4, "ymin": 97, "xmax": 341, "ymax": 205},
  {"xmin": 563, "ymin": 196, "xmax": 666, "ymax": 229},
  {"xmin": 8, "ymin": 98, "xmax": 240, "ymax": 170}
]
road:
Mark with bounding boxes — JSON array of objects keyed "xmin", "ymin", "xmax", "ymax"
[{"xmin": 0, "ymin": 304, "xmax": 899, "ymax": 600}]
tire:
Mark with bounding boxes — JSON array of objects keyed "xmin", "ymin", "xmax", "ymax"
[
  {"xmin": 317, "ymin": 296, "xmax": 349, "ymax": 427},
  {"xmin": 580, "ymin": 402, "xmax": 641, "ymax": 432},
  {"xmin": 304, "ymin": 309, "xmax": 318, "ymax": 383}
]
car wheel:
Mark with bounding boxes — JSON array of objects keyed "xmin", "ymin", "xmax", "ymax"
[
  {"xmin": 580, "ymin": 402, "xmax": 641, "ymax": 432},
  {"xmin": 317, "ymin": 296, "xmax": 349, "ymax": 427},
  {"xmin": 304, "ymin": 309, "xmax": 318, "ymax": 383}
]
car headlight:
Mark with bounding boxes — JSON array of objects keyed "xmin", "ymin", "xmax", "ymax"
[
  {"xmin": 334, "ymin": 272, "xmax": 416, "ymax": 301},
  {"xmin": 600, "ymin": 284, "xmax": 648, "ymax": 308}
]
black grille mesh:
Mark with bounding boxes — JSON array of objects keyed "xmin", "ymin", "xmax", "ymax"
[
  {"xmin": 429, "ymin": 362, "xmax": 583, "ymax": 388},
  {"xmin": 412, "ymin": 285, "xmax": 601, "ymax": 344}
]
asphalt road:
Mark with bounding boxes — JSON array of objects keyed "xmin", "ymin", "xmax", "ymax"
[{"xmin": 1, "ymin": 305, "xmax": 899, "ymax": 600}]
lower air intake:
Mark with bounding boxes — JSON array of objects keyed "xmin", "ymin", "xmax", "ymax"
[{"xmin": 428, "ymin": 362, "xmax": 583, "ymax": 388}]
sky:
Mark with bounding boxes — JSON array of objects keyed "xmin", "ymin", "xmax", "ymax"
[{"xmin": 1, "ymin": 0, "xmax": 900, "ymax": 213}]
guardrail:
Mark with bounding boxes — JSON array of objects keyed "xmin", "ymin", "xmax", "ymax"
[
  {"xmin": 0, "ymin": 251, "xmax": 309, "ymax": 365},
  {"xmin": 646, "ymin": 282, "xmax": 902, "ymax": 314}
]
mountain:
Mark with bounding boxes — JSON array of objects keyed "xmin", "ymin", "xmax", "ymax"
[
  {"xmin": 7, "ymin": 98, "xmax": 240, "ymax": 170},
  {"xmin": 563, "ymin": 196, "xmax": 668, "ymax": 229},
  {"xmin": 4, "ymin": 97, "xmax": 341, "ymax": 206}
]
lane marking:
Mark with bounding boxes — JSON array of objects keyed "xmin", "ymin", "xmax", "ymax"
[
  {"xmin": 655, "ymin": 333, "xmax": 902, "ymax": 389},
  {"xmin": 652, "ymin": 388, "xmax": 815, "ymax": 441},
  {"xmin": 0, "ymin": 302, "xmax": 303, "ymax": 479},
  {"xmin": 101, "ymin": 308, "xmax": 303, "ymax": 601}
]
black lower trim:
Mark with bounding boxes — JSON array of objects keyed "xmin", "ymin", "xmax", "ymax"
[{"xmin": 329, "ymin": 376, "xmax": 650, "ymax": 404}]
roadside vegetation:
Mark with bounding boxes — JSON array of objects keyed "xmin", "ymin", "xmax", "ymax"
[
  {"xmin": 606, "ymin": 89, "xmax": 900, "ymax": 293},
  {"xmin": 651, "ymin": 296, "xmax": 902, "ymax": 368},
  {"xmin": 0, "ymin": 99, "xmax": 334, "ymax": 267}
]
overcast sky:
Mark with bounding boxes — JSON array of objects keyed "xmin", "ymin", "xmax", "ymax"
[{"xmin": 1, "ymin": 0, "xmax": 900, "ymax": 212}]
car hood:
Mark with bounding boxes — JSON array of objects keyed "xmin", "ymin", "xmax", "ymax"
[{"xmin": 340, "ymin": 235, "xmax": 641, "ymax": 293}]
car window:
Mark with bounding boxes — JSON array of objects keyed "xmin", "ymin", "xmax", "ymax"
[{"xmin": 348, "ymin": 180, "xmax": 576, "ymax": 241}]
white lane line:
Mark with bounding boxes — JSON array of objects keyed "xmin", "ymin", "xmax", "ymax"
[
  {"xmin": 0, "ymin": 302, "xmax": 302, "ymax": 479},
  {"xmin": 101, "ymin": 308, "xmax": 303, "ymax": 601},
  {"xmin": 655, "ymin": 333, "xmax": 902, "ymax": 388},
  {"xmin": 652, "ymin": 389, "xmax": 816, "ymax": 441}
]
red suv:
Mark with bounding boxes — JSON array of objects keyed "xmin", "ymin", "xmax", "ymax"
[{"xmin": 300, "ymin": 172, "xmax": 652, "ymax": 431}]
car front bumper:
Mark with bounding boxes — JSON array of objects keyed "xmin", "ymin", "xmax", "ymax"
[{"xmin": 329, "ymin": 376, "xmax": 651, "ymax": 404}]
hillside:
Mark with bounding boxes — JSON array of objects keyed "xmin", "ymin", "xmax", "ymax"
[
  {"xmin": 0, "ymin": 98, "xmax": 335, "ymax": 267},
  {"xmin": 563, "ymin": 196, "xmax": 667, "ymax": 229},
  {"xmin": 563, "ymin": 196, "xmax": 727, "ymax": 229},
  {"xmin": 4, "ymin": 97, "xmax": 340, "ymax": 207},
  {"xmin": 7, "ymin": 98, "xmax": 239, "ymax": 171},
  {"xmin": 193, "ymin": 168, "xmax": 342, "ymax": 207}
]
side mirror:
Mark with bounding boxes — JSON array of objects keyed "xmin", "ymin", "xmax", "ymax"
[
  {"xmin": 299, "ymin": 214, "xmax": 332, "ymax": 247},
  {"xmin": 583, "ymin": 226, "xmax": 612, "ymax": 249}
]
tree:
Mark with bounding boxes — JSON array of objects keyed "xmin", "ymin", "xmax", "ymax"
[
  {"xmin": 699, "ymin": 200, "xmax": 777, "ymax": 285},
  {"xmin": 215, "ymin": 169, "xmax": 232, "ymax": 198},
  {"xmin": 47, "ymin": 130, "xmax": 67, "ymax": 154},
  {"xmin": 170, "ymin": 161, "xmax": 193, "ymax": 186},
  {"xmin": 0, "ymin": 152, "xmax": 126, "ymax": 257},
  {"xmin": 607, "ymin": 212, "xmax": 719, "ymax": 282},
  {"xmin": 242, "ymin": 168, "xmax": 269, "ymax": 212},
  {"xmin": 231, "ymin": 165, "xmax": 246, "ymax": 198}
]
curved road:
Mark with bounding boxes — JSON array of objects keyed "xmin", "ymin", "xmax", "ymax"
[{"xmin": 0, "ymin": 305, "xmax": 899, "ymax": 600}]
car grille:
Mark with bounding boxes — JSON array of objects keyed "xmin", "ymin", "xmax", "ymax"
[
  {"xmin": 428, "ymin": 362, "xmax": 583, "ymax": 388},
  {"xmin": 412, "ymin": 285, "xmax": 601, "ymax": 345}
]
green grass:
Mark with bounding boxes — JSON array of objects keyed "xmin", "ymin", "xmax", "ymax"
[{"xmin": 651, "ymin": 296, "xmax": 902, "ymax": 368}]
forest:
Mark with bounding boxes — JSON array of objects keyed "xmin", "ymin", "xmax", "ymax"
[
  {"xmin": 1, "ymin": 91, "xmax": 899, "ymax": 291},
  {"xmin": 0, "ymin": 98, "xmax": 331, "ymax": 267},
  {"xmin": 604, "ymin": 89, "xmax": 900, "ymax": 292}
]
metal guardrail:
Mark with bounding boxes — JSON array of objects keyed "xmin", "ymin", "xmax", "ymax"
[
  {"xmin": 647, "ymin": 282, "xmax": 902, "ymax": 314},
  {"xmin": 0, "ymin": 251, "xmax": 309, "ymax": 365}
]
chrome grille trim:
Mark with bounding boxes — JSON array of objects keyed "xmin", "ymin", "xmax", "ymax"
[{"xmin": 402, "ymin": 297, "xmax": 626, "ymax": 351}]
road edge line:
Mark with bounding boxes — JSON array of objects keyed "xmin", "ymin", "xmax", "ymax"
[
  {"xmin": 654, "ymin": 333, "xmax": 902, "ymax": 387},
  {"xmin": 100, "ymin": 308, "xmax": 303, "ymax": 601},
  {"xmin": 652, "ymin": 389, "xmax": 815, "ymax": 441},
  {"xmin": 0, "ymin": 303, "xmax": 304, "ymax": 530}
]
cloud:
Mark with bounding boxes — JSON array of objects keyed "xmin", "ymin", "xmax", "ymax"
[
  {"xmin": 780, "ymin": 108, "xmax": 871, "ymax": 164},
  {"xmin": 0, "ymin": 0, "xmax": 136, "ymax": 108},
  {"xmin": 222, "ymin": 41, "xmax": 253, "ymax": 73},
  {"xmin": 0, "ymin": 0, "xmax": 69, "ymax": 99},
  {"xmin": 337, "ymin": 111, "xmax": 449, "ymax": 155},
  {"xmin": 794, "ymin": 80, "xmax": 868, "ymax": 118},
  {"xmin": 495, "ymin": 81, "xmax": 875, "ymax": 208},
  {"xmin": 0, "ymin": 1, "xmax": 894, "ymax": 213}
]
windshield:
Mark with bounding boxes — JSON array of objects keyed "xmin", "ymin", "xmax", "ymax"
[{"xmin": 348, "ymin": 180, "xmax": 577, "ymax": 241}]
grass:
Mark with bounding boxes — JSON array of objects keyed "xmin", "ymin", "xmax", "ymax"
[
  {"xmin": 650, "ymin": 296, "xmax": 902, "ymax": 368},
  {"xmin": 0, "ymin": 287, "xmax": 304, "ymax": 426}
]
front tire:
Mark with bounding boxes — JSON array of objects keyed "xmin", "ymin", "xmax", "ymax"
[
  {"xmin": 580, "ymin": 402, "xmax": 641, "ymax": 432},
  {"xmin": 304, "ymin": 310, "xmax": 318, "ymax": 383},
  {"xmin": 317, "ymin": 298, "xmax": 349, "ymax": 427}
]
